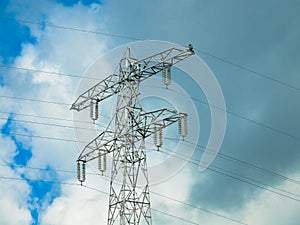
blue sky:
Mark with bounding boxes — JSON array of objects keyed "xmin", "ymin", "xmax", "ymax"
[{"xmin": 0, "ymin": 0, "xmax": 300, "ymax": 225}]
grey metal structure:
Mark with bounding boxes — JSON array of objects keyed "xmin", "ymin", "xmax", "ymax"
[{"xmin": 71, "ymin": 45, "xmax": 194, "ymax": 225}]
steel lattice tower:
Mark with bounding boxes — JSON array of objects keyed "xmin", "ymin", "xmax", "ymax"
[{"xmin": 71, "ymin": 44, "xmax": 194, "ymax": 225}]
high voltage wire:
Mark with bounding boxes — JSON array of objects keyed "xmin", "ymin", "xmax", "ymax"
[
  {"xmin": 0, "ymin": 82, "xmax": 299, "ymax": 143},
  {"xmin": 1, "ymin": 61, "xmax": 299, "ymax": 143},
  {"xmin": 4, "ymin": 98, "xmax": 295, "ymax": 187},
  {"xmin": 1, "ymin": 137, "xmax": 300, "ymax": 222},
  {"xmin": 2, "ymin": 109, "xmax": 300, "ymax": 186},
  {"xmin": 0, "ymin": 16, "xmax": 297, "ymax": 225},
  {"xmin": 0, "ymin": 175, "xmax": 221, "ymax": 225},
  {"xmin": 0, "ymin": 116, "xmax": 96, "ymax": 132},
  {"xmin": 144, "ymin": 83, "xmax": 300, "ymax": 142},
  {"xmin": 156, "ymin": 148, "xmax": 300, "ymax": 203},
  {"xmin": 0, "ymin": 17, "xmax": 140, "ymax": 41},
  {"xmin": 0, "ymin": 110, "xmax": 110, "ymax": 123},
  {"xmin": 0, "ymin": 16, "xmax": 299, "ymax": 178},
  {"xmin": 0, "ymin": 95, "xmax": 70, "ymax": 106},
  {"xmin": 1, "ymin": 63, "xmax": 299, "ymax": 143},
  {"xmin": 0, "ymin": 130, "xmax": 87, "ymax": 144},
  {"xmin": 2, "ymin": 109, "xmax": 300, "ymax": 189},
  {"xmin": 0, "ymin": 176, "xmax": 202, "ymax": 225},
  {"xmin": 151, "ymin": 208, "xmax": 199, "ymax": 225},
  {"xmin": 1, "ymin": 91, "xmax": 294, "ymax": 199},
  {"xmin": 0, "ymin": 16, "xmax": 299, "ymax": 92},
  {"xmin": 1, "ymin": 126, "xmax": 300, "ymax": 204},
  {"xmin": 1, "ymin": 63, "xmax": 299, "ymax": 142},
  {"xmin": 0, "ymin": 164, "xmax": 247, "ymax": 225},
  {"xmin": 164, "ymin": 137, "xmax": 300, "ymax": 186},
  {"xmin": 0, "ymin": 64, "xmax": 101, "ymax": 81},
  {"xmin": 158, "ymin": 147, "xmax": 300, "ymax": 199},
  {"xmin": 193, "ymin": 48, "xmax": 300, "ymax": 92}
]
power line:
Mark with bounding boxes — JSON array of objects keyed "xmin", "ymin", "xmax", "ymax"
[
  {"xmin": 0, "ymin": 163, "xmax": 247, "ymax": 225},
  {"xmin": 0, "ymin": 175, "xmax": 202, "ymax": 225},
  {"xmin": 151, "ymin": 208, "xmax": 199, "ymax": 225},
  {"xmin": 165, "ymin": 137, "xmax": 300, "ymax": 187},
  {"xmin": 0, "ymin": 95, "xmax": 70, "ymax": 106},
  {"xmin": 1, "ymin": 128, "xmax": 300, "ymax": 205},
  {"xmin": 0, "ymin": 64, "xmax": 100, "ymax": 81},
  {"xmin": 194, "ymin": 48, "xmax": 300, "ymax": 92},
  {"xmin": 2, "ymin": 106, "xmax": 300, "ymax": 200},
  {"xmin": 2, "ymin": 14, "xmax": 299, "ymax": 224},
  {"xmin": 162, "ymin": 145, "xmax": 300, "ymax": 199},
  {"xmin": 1, "ymin": 56, "xmax": 299, "ymax": 143},
  {"xmin": 0, "ymin": 17, "xmax": 140, "ymax": 41},
  {"xmin": 2, "ymin": 109, "xmax": 300, "ymax": 189},
  {"xmin": 0, "ymin": 110, "xmax": 110, "ymax": 122},
  {"xmin": 150, "ymin": 189, "xmax": 247, "ymax": 225},
  {"xmin": 157, "ymin": 148, "xmax": 300, "ymax": 203},
  {"xmin": 0, "ymin": 79, "xmax": 299, "ymax": 143},
  {"xmin": 148, "ymin": 83, "xmax": 300, "ymax": 142},
  {"xmin": 1, "ymin": 130, "xmax": 87, "ymax": 144},
  {"xmin": 2, "ymin": 109, "xmax": 300, "ymax": 187},
  {"xmin": 3, "ymin": 113, "xmax": 300, "ymax": 213},
  {"xmin": 1, "ymin": 59, "xmax": 299, "ymax": 143},
  {"xmin": 0, "ymin": 16, "xmax": 299, "ymax": 92},
  {"xmin": 0, "ymin": 116, "xmax": 96, "ymax": 132}
]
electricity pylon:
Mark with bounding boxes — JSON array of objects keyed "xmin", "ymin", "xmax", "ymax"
[{"xmin": 71, "ymin": 44, "xmax": 194, "ymax": 225}]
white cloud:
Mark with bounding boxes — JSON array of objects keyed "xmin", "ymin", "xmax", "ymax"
[
  {"xmin": 0, "ymin": 147, "xmax": 32, "ymax": 225},
  {"xmin": 2, "ymin": 0, "xmax": 109, "ymax": 173},
  {"xmin": 1, "ymin": 1, "xmax": 109, "ymax": 224},
  {"xmin": 1, "ymin": 1, "xmax": 300, "ymax": 225},
  {"xmin": 40, "ymin": 169, "xmax": 109, "ymax": 225},
  {"xmin": 241, "ymin": 173, "xmax": 300, "ymax": 225}
]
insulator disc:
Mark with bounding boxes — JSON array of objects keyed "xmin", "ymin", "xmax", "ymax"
[
  {"xmin": 178, "ymin": 118, "xmax": 182, "ymax": 136},
  {"xmin": 162, "ymin": 67, "xmax": 166, "ymax": 84},
  {"xmin": 77, "ymin": 162, "xmax": 81, "ymax": 182},
  {"xmin": 158, "ymin": 127, "xmax": 163, "ymax": 147},
  {"xmin": 103, "ymin": 154, "xmax": 107, "ymax": 171},
  {"xmin": 183, "ymin": 115, "xmax": 188, "ymax": 136},
  {"xmin": 90, "ymin": 101, "xmax": 94, "ymax": 121},
  {"xmin": 82, "ymin": 163, "xmax": 86, "ymax": 182},
  {"xmin": 95, "ymin": 101, "xmax": 99, "ymax": 121},
  {"xmin": 153, "ymin": 126, "xmax": 157, "ymax": 146},
  {"xmin": 98, "ymin": 152, "xmax": 101, "ymax": 171},
  {"xmin": 167, "ymin": 65, "xmax": 171, "ymax": 85}
]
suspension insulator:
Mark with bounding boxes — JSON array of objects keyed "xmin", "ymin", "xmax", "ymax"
[
  {"xmin": 183, "ymin": 114, "xmax": 188, "ymax": 137},
  {"xmin": 82, "ymin": 162, "xmax": 86, "ymax": 182},
  {"xmin": 178, "ymin": 117, "xmax": 183, "ymax": 136},
  {"xmin": 90, "ymin": 101, "xmax": 93, "ymax": 119},
  {"xmin": 77, "ymin": 161, "xmax": 86, "ymax": 184},
  {"xmin": 162, "ymin": 67, "xmax": 166, "ymax": 84},
  {"xmin": 167, "ymin": 65, "xmax": 171, "ymax": 86},
  {"xmin": 98, "ymin": 152, "xmax": 101, "ymax": 171},
  {"xmin": 77, "ymin": 161, "xmax": 81, "ymax": 182},
  {"xmin": 95, "ymin": 101, "xmax": 99, "ymax": 120},
  {"xmin": 158, "ymin": 127, "xmax": 163, "ymax": 148},
  {"xmin": 153, "ymin": 126, "xmax": 157, "ymax": 146},
  {"xmin": 98, "ymin": 152, "xmax": 107, "ymax": 175},
  {"xmin": 103, "ymin": 154, "xmax": 107, "ymax": 171},
  {"xmin": 162, "ymin": 65, "xmax": 171, "ymax": 88},
  {"xmin": 90, "ymin": 100, "xmax": 99, "ymax": 123},
  {"xmin": 179, "ymin": 114, "xmax": 188, "ymax": 140}
]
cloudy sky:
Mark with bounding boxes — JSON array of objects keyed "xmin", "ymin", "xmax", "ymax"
[{"xmin": 0, "ymin": 0, "xmax": 300, "ymax": 225}]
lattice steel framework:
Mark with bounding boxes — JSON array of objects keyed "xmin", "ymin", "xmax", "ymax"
[{"xmin": 71, "ymin": 44, "xmax": 194, "ymax": 225}]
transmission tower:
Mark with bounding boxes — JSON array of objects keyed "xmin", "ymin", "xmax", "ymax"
[{"xmin": 71, "ymin": 44, "xmax": 195, "ymax": 225}]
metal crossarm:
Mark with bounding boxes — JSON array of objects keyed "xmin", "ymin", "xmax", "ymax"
[
  {"xmin": 78, "ymin": 108, "xmax": 186, "ymax": 163},
  {"xmin": 71, "ymin": 47, "xmax": 194, "ymax": 111}
]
